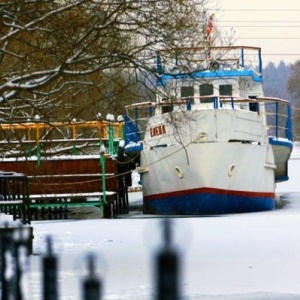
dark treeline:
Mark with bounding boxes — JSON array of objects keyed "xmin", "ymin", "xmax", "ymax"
[{"xmin": 263, "ymin": 61, "xmax": 294, "ymax": 104}]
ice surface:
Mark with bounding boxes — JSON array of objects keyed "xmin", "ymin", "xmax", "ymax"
[{"xmin": 2, "ymin": 145, "xmax": 300, "ymax": 299}]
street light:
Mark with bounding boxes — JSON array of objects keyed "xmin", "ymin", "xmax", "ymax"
[
  {"xmin": 106, "ymin": 113, "xmax": 115, "ymax": 155},
  {"xmin": 117, "ymin": 115, "xmax": 124, "ymax": 122},
  {"xmin": 96, "ymin": 112, "xmax": 102, "ymax": 120},
  {"xmin": 99, "ymin": 144, "xmax": 107, "ymax": 213}
]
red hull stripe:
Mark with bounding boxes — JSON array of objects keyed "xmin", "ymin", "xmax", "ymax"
[{"xmin": 144, "ymin": 187, "xmax": 275, "ymax": 202}]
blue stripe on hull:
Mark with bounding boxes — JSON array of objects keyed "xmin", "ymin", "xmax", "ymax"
[{"xmin": 143, "ymin": 192, "xmax": 275, "ymax": 215}]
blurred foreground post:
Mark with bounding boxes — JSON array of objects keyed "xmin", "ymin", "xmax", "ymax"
[
  {"xmin": 43, "ymin": 236, "xmax": 58, "ymax": 300},
  {"xmin": 155, "ymin": 219, "xmax": 180, "ymax": 300},
  {"xmin": 0, "ymin": 223, "xmax": 33, "ymax": 300},
  {"xmin": 82, "ymin": 253, "xmax": 102, "ymax": 300},
  {"xmin": 0, "ymin": 223, "xmax": 11, "ymax": 300}
]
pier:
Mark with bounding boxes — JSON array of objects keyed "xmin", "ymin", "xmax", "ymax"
[{"xmin": 0, "ymin": 120, "xmax": 132, "ymax": 220}]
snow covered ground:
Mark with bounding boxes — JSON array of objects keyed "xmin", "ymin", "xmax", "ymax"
[{"xmin": 2, "ymin": 145, "xmax": 300, "ymax": 299}]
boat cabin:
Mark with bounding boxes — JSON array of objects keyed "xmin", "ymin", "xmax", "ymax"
[{"xmin": 155, "ymin": 46, "xmax": 264, "ymax": 114}]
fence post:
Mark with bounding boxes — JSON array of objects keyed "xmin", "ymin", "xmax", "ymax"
[
  {"xmin": 155, "ymin": 219, "xmax": 180, "ymax": 300},
  {"xmin": 42, "ymin": 236, "xmax": 58, "ymax": 300},
  {"xmin": 0, "ymin": 223, "xmax": 11, "ymax": 300},
  {"xmin": 82, "ymin": 253, "xmax": 102, "ymax": 300},
  {"xmin": 13, "ymin": 225, "xmax": 30, "ymax": 300}
]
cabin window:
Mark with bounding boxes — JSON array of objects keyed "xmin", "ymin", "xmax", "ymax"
[
  {"xmin": 200, "ymin": 84, "xmax": 213, "ymax": 96},
  {"xmin": 199, "ymin": 84, "xmax": 214, "ymax": 103},
  {"xmin": 219, "ymin": 84, "xmax": 232, "ymax": 96},
  {"xmin": 162, "ymin": 105, "xmax": 173, "ymax": 114},
  {"xmin": 248, "ymin": 96, "xmax": 259, "ymax": 113},
  {"xmin": 181, "ymin": 87, "xmax": 194, "ymax": 110},
  {"xmin": 249, "ymin": 102, "xmax": 259, "ymax": 113},
  {"xmin": 181, "ymin": 86, "xmax": 194, "ymax": 104}
]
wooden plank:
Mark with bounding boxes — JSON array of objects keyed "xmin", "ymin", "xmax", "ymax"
[
  {"xmin": 0, "ymin": 157, "xmax": 118, "ymax": 194},
  {"xmin": 0, "ymin": 200, "xmax": 23, "ymax": 204}
]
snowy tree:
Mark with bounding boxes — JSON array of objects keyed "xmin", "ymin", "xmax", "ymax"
[
  {"xmin": 0, "ymin": 0, "xmax": 215, "ymax": 156},
  {"xmin": 0, "ymin": 0, "xmax": 210, "ymax": 123}
]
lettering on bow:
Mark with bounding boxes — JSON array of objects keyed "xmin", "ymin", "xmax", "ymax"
[{"xmin": 150, "ymin": 125, "xmax": 166, "ymax": 137}]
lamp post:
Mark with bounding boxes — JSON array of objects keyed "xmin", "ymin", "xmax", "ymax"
[
  {"xmin": 34, "ymin": 115, "xmax": 41, "ymax": 167},
  {"xmin": 106, "ymin": 113, "xmax": 115, "ymax": 155},
  {"xmin": 99, "ymin": 144, "xmax": 107, "ymax": 216},
  {"xmin": 117, "ymin": 115, "xmax": 124, "ymax": 140}
]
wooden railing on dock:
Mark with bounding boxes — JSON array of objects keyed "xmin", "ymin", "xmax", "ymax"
[
  {"xmin": 0, "ymin": 120, "xmax": 132, "ymax": 220},
  {"xmin": 0, "ymin": 120, "xmax": 124, "ymax": 143},
  {"xmin": 0, "ymin": 156, "xmax": 130, "ymax": 220},
  {"xmin": 0, "ymin": 120, "xmax": 124, "ymax": 158},
  {"xmin": 0, "ymin": 172, "xmax": 31, "ymax": 224}
]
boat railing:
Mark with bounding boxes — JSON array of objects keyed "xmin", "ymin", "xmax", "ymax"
[
  {"xmin": 124, "ymin": 102, "xmax": 156, "ymax": 145},
  {"xmin": 256, "ymin": 97, "xmax": 293, "ymax": 141},
  {"xmin": 156, "ymin": 46, "xmax": 263, "ymax": 76},
  {"xmin": 221, "ymin": 96, "xmax": 292, "ymax": 141},
  {"xmin": 124, "ymin": 96, "xmax": 293, "ymax": 145}
]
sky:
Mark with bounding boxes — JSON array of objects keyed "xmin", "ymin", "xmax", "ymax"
[{"xmin": 211, "ymin": 0, "xmax": 300, "ymax": 66}]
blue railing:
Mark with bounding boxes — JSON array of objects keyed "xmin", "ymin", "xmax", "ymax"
[
  {"xmin": 124, "ymin": 113, "xmax": 141, "ymax": 145},
  {"xmin": 124, "ymin": 97, "xmax": 293, "ymax": 147},
  {"xmin": 263, "ymin": 100, "xmax": 293, "ymax": 141},
  {"xmin": 156, "ymin": 46, "xmax": 263, "ymax": 87}
]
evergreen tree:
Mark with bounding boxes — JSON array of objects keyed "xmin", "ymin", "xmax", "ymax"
[
  {"xmin": 263, "ymin": 61, "xmax": 293, "ymax": 103},
  {"xmin": 287, "ymin": 61, "xmax": 300, "ymax": 140}
]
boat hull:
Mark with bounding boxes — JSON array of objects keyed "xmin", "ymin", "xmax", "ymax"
[
  {"xmin": 269, "ymin": 138, "xmax": 293, "ymax": 182},
  {"xmin": 141, "ymin": 141, "xmax": 276, "ymax": 215},
  {"xmin": 144, "ymin": 187, "xmax": 275, "ymax": 215}
]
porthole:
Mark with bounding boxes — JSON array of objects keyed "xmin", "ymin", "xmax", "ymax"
[
  {"xmin": 198, "ymin": 132, "xmax": 208, "ymax": 142},
  {"xmin": 175, "ymin": 166, "xmax": 183, "ymax": 178},
  {"xmin": 228, "ymin": 164, "xmax": 235, "ymax": 177}
]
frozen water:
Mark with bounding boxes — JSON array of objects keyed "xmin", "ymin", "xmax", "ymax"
[{"xmin": 2, "ymin": 145, "xmax": 300, "ymax": 299}]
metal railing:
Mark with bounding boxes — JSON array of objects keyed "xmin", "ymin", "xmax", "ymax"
[
  {"xmin": 0, "ymin": 172, "xmax": 30, "ymax": 224},
  {"xmin": 124, "ymin": 96, "xmax": 293, "ymax": 145},
  {"xmin": 0, "ymin": 219, "xmax": 180, "ymax": 300}
]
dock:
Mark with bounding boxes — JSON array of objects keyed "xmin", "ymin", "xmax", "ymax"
[{"xmin": 0, "ymin": 119, "xmax": 133, "ymax": 221}]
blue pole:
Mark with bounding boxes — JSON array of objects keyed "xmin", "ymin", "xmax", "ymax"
[
  {"xmin": 258, "ymin": 49, "xmax": 262, "ymax": 75},
  {"xmin": 186, "ymin": 99, "xmax": 191, "ymax": 111},
  {"xmin": 241, "ymin": 48, "xmax": 245, "ymax": 68},
  {"xmin": 157, "ymin": 53, "xmax": 162, "ymax": 74},
  {"xmin": 231, "ymin": 97, "xmax": 234, "ymax": 109},
  {"xmin": 275, "ymin": 102, "xmax": 279, "ymax": 139},
  {"xmin": 287, "ymin": 104, "xmax": 293, "ymax": 140},
  {"xmin": 135, "ymin": 107, "xmax": 139, "ymax": 142},
  {"xmin": 214, "ymin": 96, "xmax": 218, "ymax": 109}
]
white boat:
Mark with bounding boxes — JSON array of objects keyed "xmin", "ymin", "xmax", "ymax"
[{"xmin": 124, "ymin": 46, "xmax": 293, "ymax": 214}]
